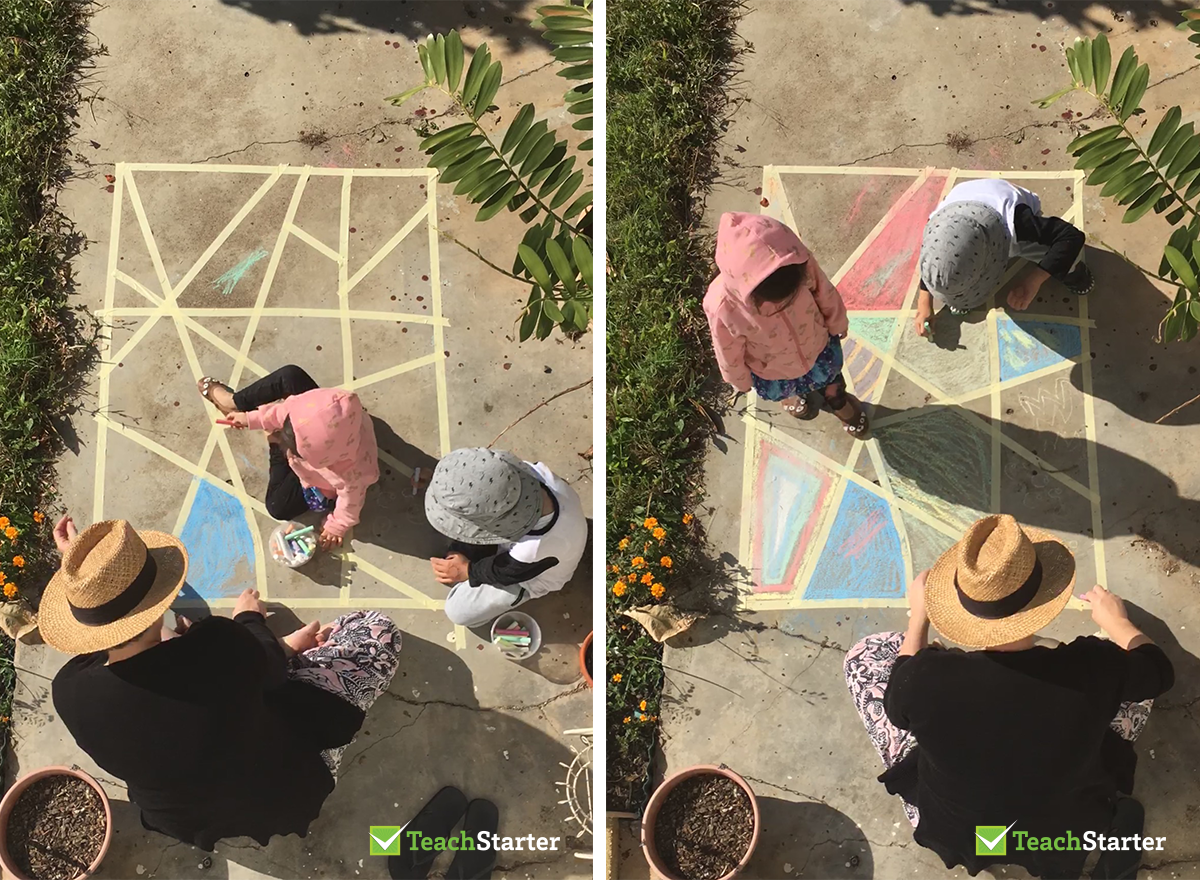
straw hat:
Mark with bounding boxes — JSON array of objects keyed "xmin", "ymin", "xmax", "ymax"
[
  {"xmin": 40, "ymin": 521, "xmax": 188, "ymax": 654},
  {"xmin": 926, "ymin": 515, "xmax": 1075, "ymax": 648}
]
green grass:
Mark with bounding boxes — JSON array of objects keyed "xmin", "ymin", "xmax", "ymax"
[
  {"xmin": 606, "ymin": 0, "xmax": 743, "ymax": 812},
  {"xmin": 0, "ymin": 0, "xmax": 99, "ymax": 752}
]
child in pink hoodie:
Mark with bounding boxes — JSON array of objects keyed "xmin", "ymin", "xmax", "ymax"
[
  {"xmin": 198, "ymin": 365, "xmax": 379, "ymax": 549},
  {"xmin": 704, "ymin": 213, "xmax": 868, "ymax": 437}
]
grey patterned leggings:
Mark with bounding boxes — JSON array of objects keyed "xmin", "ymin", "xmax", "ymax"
[
  {"xmin": 287, "ymin": 610, "xmax": 402, "ymax": 776},
  {"xmin": 843, "ymin": 632, "xmax": 1153, "ymax": 827}
]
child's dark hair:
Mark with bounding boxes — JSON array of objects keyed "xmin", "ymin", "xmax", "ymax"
[
  {"xmin": 752, "ymin": 262, "xmax": 808, "ymax": 307},
  {"xmin": 280, "ymin": 415, "xmax": 298, "ymax": 455}
]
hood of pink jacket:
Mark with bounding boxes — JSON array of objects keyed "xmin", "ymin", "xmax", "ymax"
[
  {"xmin": 279, "ymin": 389, "xmax": 365, "ymax": 469},
  {"xmin": 713, "ymin": 212, "xmax": 812, "ymax": 305}
]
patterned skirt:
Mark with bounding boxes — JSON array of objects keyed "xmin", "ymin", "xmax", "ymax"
[
  {"xmin": 751, "ymin": 336, "xmax": 844, "ymax": 402},
  {"xmin": 288, "ymin": 610, "xmax": 402, "ymax": 776}
]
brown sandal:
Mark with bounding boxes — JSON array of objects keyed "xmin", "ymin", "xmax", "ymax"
[
  {"xmin": 839, "ymin": 397, "xmax": 870, "ymax": 439},
  {"xmin": 197, "ymin": 377, "xmax": 237, "ymax": 415}
]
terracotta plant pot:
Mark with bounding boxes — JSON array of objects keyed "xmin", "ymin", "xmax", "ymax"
[
  {"xmin": 580, "ymin": 631, "xmax": 593, "ymax": 687},
  {"xmin": 641, "ymin": 764, "xmax": 760, "ymax": 880},
  {"xmin": 0, "ymin": 766, "xmax": 113, "ymax": 880}
]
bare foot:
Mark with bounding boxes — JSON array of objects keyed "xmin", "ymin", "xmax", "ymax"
[
  {"xmin": 197, "ymin": 377, "xmax": 237, "ymax": 415},
  {"xmin": 283, "ymin": 620, "xmax": 332, "ymax": 654}
]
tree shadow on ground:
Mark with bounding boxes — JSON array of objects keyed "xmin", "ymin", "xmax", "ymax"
[
  {"xmin": 217, "ymin": 0, "xmax": 541, "ymax": 49},
  {"xmin": 895, "ymin": 0, "xmax": 1188, "ymax": 31},
  {"xmin": 749, "ymin": 798, "xmax": 874, "ymax": 879},
  {"xmin": 1067, "ymin": 247, "xmax": 1200, "ymax": 426}
]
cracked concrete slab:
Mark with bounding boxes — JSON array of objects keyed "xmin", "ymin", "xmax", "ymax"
[
  {"xmin": 625, "ymin": 2, "xmax": 1200, "ymax": 877},
  {"xmin": 10, "ymin": 2, "xmax": 592, "ymax": 878}
]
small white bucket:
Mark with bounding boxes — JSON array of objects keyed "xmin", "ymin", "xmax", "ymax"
[
  {"xmin": 269, "ymin": 522, "xmax": 318, "ymax": 568},
  {"xmin": 490, "ymin": 611, "xmax": 542, "ymax": 660}
]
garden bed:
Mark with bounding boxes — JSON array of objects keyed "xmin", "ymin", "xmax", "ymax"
[
  {"xmin": 0, "ymin": 0, "xmax": 100, "ymax": 770},
  {"xmin": 606, "ymin": 0, "xmax": 743, "ymax": 813}
]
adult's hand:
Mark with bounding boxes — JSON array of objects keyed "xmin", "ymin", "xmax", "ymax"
[
  {"xmin": 430, "ymin": 553, "xmax": 470, "ymax": 585},
  {"xmin": 283, "ymin": 620, "xmax": 333, "ymax": 654},
  {"xmin": 1078, "ymin": 584, "xmax": 1147, "ymax": 649},
  {"xmin": 53, "ymin": 514, "xmax": 78, "ymax": 554},
  {"xmin": 233, "ymin": 588, "xmax": 266, "ymax": 618},
  {"xmin": 907, "ymin": 569, "xmax": 930, "ymax": 622}
]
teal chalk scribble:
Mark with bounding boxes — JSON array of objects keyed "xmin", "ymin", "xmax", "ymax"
[{"xmin": 212, "ymin": 248, "xmax": 269, "ymax": 296}]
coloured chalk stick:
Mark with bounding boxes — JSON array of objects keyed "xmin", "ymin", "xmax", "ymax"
[
  {"xmin": 215, "ymin": 418, "xmax": 236, "ymax": 426},
  {"xmin": 287, "ymin": 525, "xmax": 316, "ymax": 539},
  {"xmin": 493, "ymin": 628, "xmax": 529, "ymax": 636}
]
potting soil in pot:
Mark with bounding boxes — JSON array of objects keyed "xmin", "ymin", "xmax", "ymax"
[
  {"xmin": 654, "ymin": 775, "xmax": 753, "ymax": 880},
  {"xmin": 8, "ymin": 776, "xmax": 106, "ymax": 880}
]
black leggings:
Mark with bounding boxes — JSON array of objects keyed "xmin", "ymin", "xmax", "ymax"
[{"xmin": 232, "ymin": 365, "xmax": 319, "ymax": 521}]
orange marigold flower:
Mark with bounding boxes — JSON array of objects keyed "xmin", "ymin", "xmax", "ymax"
[
  {"xmin": 4, "ymin": 527, "xmax": 16, "ymax": 541},
  {"xmin": 643, "ymin": 517, "xmax": 658, "ymax": 529},
  {"xmin": 639, "ymin": 700, "xmax": 647, "ymax": 711},
  {"xmin": 683, "ymin": 513, "xmax": 694, "ymax": 525},
  {"xmin": 0, "ymin": 517, "xmax": 8, "ymax": 529},
  {"xmin": 626, "ymin": 573, "xmax": 637, "ymax": 583},
  {"xmin": 623, "ymin": 717, "xmax": 631, "ymax": 724},
  {"xmin": 3, "ymin": 583, "xmax": 16, "ymax": 599},
  {"xmin": 612, "ymin": 673, "xmax": 622, "ymax": 682},
  {"xmin": 612, "ymin": 582, "xmax": 627, "ymax": 597},
  {"xmin": 652, "ymin": 527, "xmax": 666, "ymax": 540},
  {"xmin": 618, "ymin": 537, "xmax": 630, "ymax": 550},
  {"xmin": 640, "ymin": 572, "xmax": 654, "ymax": 585},
  {"xmin": 11, "ymin": 556, "xmax": 23, "ymax": 568},
  {"xmin": 660, "ymin": 556, "xmax": 673, "ymax": 568},
  {"xmin": 0, "ymin": 571, "xmax": 6, "ymax": 584},
  {"xmin": 631, "ymin": 556, "xmax": 645, "ymax": 568},
  {"xmin": 32, "ymin": 511, "xmax": 44, "ymax": 524},
  {"xmin": 651, "ymin": 582, "xmax": 665, "ymax": 599}
]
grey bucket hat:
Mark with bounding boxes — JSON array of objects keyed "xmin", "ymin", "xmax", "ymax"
[
  {"xmin": 919, "ymin": 201, "xmax": 1011, "ymax": 311},
  {"xmin": 425, "ymin": 448, "xmax": 546, "ymax": 544}
]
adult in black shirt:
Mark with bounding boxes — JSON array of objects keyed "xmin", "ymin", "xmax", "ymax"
[
  {"xmin": 844, "ymin": 515, "xmax": 1174, "ymax": 878},
  {"xmin": 43, "ymin": 516, "xmax": 399, "ymax": 850}
]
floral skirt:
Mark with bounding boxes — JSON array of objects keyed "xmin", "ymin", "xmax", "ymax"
[
  {"xmin": 751, "ymin": 337, "xmax": 844, "ymax": 402},
  {"xmin": 288, "ymin": 610, "xmax": 402, "ymax": 776},
  {"xmin": 843, "ymin": 631, "xmax": 1154, "ymax": 828}
]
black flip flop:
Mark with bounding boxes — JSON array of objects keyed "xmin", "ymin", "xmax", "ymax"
[
  {"xmin": 1092, "ymin": 796, "xmax": 1145, "ymax": 879},
  {"xmin": 388, "ymin": 787, "xmax": 469, "ymax": 880},
  {"xmin": 446, "ymin": 799, "xmax": 499, "ymax": 880}
]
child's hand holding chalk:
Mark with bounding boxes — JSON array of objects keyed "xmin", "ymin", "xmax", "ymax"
[{"xmin": 217, "ymin": 412, "xmax": 250, "ymax": 429}]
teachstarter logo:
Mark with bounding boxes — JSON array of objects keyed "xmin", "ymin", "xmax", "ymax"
[
  {"xmin": 975, "ymin": 824, "xmax": 1014, "ymax": 856},
  {"xmin": 369, "ymin": 826, "xmax": 404, "ymax": 856}
]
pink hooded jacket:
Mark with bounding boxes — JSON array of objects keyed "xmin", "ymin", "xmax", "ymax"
[
  {"xmin": 703, "ymin": 213, "xmax": 849, "ymax": 393},
  {"xmin": 245, "ymin": 389, "xmax": 380, "ymax": 537}
]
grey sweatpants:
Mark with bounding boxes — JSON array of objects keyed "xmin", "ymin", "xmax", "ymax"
[{"xmin": 443, "ymin": 580, "xmax": 532, "ymax": 627}]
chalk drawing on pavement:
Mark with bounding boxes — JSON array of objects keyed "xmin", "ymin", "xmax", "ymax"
[
  {"xmin": 212, "ymin": 247, "xmax": 269, "ymax": 296},
  {"xmin": 803, "ymin": 481, "xmax": 905, "ymax": 601},
  {"xmin": 752, "ymin": 438, "xmax": 834, "ymax": 592},
  {"xmin": 997, "ymin": 315, "xmax": 1082, "ymax": 381},
  {"xmin": 740, "ymin": 165, "xmax": 1105, "ymax": 610},
  {"xmin": 178, "ymin": 479, "xmax": 257, "ymax": 599}
]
